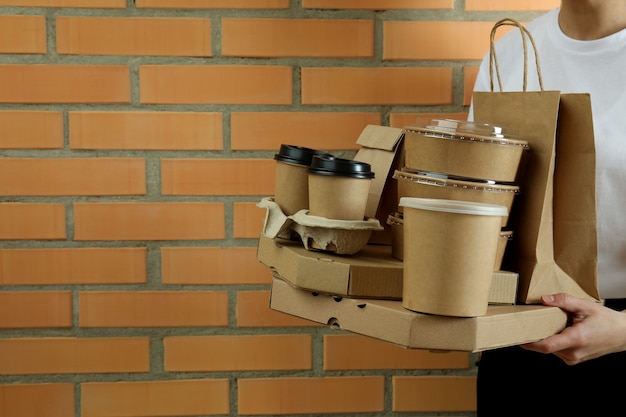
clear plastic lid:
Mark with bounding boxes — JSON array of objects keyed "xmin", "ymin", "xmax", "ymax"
[
  {"xmin": 399, "ymin": 197, "xmax": 508, "ymax": 217},
  {"xmin": 404, "ymin": 118, "xmax": 529, "ymax": 148}
]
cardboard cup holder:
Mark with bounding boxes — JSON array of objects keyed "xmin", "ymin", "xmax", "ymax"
[{"xmin": 257, "ymin": 197, "xmax": 382, "ymax": 255}]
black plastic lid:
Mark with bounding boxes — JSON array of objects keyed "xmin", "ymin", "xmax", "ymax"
[
  {"xmin": 307, "ymin": 155, "xmax": 375, "ymax": 179},
  {"xmin": 274, "ymin": 144, "xmax": 333, "ymax": 166}
]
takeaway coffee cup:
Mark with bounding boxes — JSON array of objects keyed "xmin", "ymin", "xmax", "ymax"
[
  {"xmin": 399, "ymin": 197, "xmax": 508, "ymax": 317},
  {"xmin": 274, "ymin": 145, "xmax": 333, "ymax": 215},
  {"xmin": 307, "ymin": 155, "xmax": 375, "ymax": 220}
]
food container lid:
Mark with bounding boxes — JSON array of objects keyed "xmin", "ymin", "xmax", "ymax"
[
  {"xmin": 307, "ymin": 155, "xmax": 375, "ymax": 179},
  {"xmin": 274, "ymin": 144, "xmax": 333, "ymax": 166},
  {"xmin": 393, "ymin": 169, "xmax": 520, "ymax": 194},
  {"xmin": 399, "ymin": 197, "xmax": 508, "ymax": 217},
  {"xmin": 404, "ymin": 118, "xmax": 529, "ymax": 149}
]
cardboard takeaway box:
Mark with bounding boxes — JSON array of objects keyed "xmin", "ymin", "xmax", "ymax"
[
  {"xmin": 259, "ymin": 236, "xmax": 568, "ymax": 352},
  {"xmin": 259, "ymin": 123, "xmax": 567, "ymax": 352},
  {"xmin": 257, "ymin": 234, "xmax": 520, "ymax": 304},
  {"xmin": 352, "ymin": 125, "xmax": 404, "ymax": 245},
  {"xmin": 270, "ymin": 275, "xmax": 568, "ymax": 352}
]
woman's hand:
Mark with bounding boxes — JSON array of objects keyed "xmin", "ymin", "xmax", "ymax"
[{"xmin": 521, "ymin": 293, "xmax": 626, "ymax": 365}]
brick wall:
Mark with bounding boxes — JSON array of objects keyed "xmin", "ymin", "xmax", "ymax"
[{"xmin": 0, "ymin": 1, "xmax": 557, "ymax": 416}]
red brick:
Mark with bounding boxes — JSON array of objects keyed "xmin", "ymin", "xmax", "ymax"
[
  {"xmin": 0, "ymin": 0, "xmax": 124, "ymax": 6},
  {"xmin": 57, "ymin": 17, "xmax": 211, "ymax": 56},
  {"xmin": 74, "ymin": 202, "xmax": 225, "ymax": 241},
  {"xmin": 82, "ymin": 379, "xmax": 230, "ymax": 417},
  {"xmin": 230, "ymin": 112, "xmax": 379, "ymax": 150},
  {"xmin": 0, "ymin": 383, "xmax": 75, "ymax": 417},
  {"xmin": 0, "ymin": 292, "xmax": 72, "ymax": 328},
  {"xmin": 140, "ymin": 65, "xmax": 292, "ymax": 104},
  {"xmin": 302, "ymin": 67, "xmax": 452, "ymax": 105},
  {"xmin": 136, "ymin": 0, "xmax": 289, "ymax": 8},
  {"xmin": 233, "ymin": 202, "xmax": 265, "ymax": 239},
  {"xmin": 238, "ymin": 376, "xmax": 384, "ymax": 414},
  {"xmin": 164, "ymin": 334, "xmax": 311, "ymax": 371},
  {"xmin": 0, "ymin": 248, "xmax": 146, "ymax": 285},
  {"xmin": 465, "ymin": 0, "xmax": 558, "ymax": 11},
  {"xmin": 161, "ymin": 247, "xmax": 271, "ymax": 284},
  {"xmin": 0, "ymin": 203, "xmax": 65, "ymax": 240},
  {"xmin": 464, "ymin": 66, "xmax": 480, "ymax": 106},
  {"xmin": 0, "ymin": 111, "xmax": 63, "ymax": 149},
  {"xmin": 383, "ymin": 21, "xmax": 497, "ymax": 60},
  {"xmin": 69, "ymin": 111, "xmax": 223, "ymax": 150},
  {"xmin": 222, "ymin": 18, "xmax": 373, "ymax": 58},
  {"xmin": 324, "ymin": 334, "xmax": 469, "ymax": 370},
  {"xmin": 236, "ymin": 290, "xmax": 320, "ymax": 327},
  {"xmin": 161, "ymin": 159, "xmax": 275, "ymax": 196},
  {"xmin": 303, "ymin": 0, "xmax": 454, "ymax": 9},
  {"xmin": 0, "ymin": 158, "xmax": 145, "ymax": 196},
  {"xmin": 79, "ymin": 291, "xmax": 228, "ymax": 327},
  {"xmin": 0, "ymin": 15, "xmax": 46, "ymax": 54},
  {"xmin": 393, "ymin": 376, "xmax": 477, "ymax": 412},
  {"xmin": 0, "ymin": 337, "xmax": 150, "ymax": 375},
  {"xmin": 0, "ymin": 65, "xmax": 129, "ymax": 104}
]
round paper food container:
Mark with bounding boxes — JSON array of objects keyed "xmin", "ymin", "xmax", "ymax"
[
  {"xmin": 403, "ymin": 118, "xmax": 529, "ymax": 182},
  {"xmin": 393, "ymin": 169, "xmax": 519, "ymax": 227},
  {"xmin": 386, "ymin": 212, "xmax": 404, "ymax": 261},
  {"xmin": 495, "ymin": 230, "xmax": 513, "ymax": 270},
  {"xmin": 398, "ymin": 197, "xmax": 508, "ymax": 317}
]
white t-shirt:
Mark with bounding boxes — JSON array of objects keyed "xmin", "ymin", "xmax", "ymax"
[{"xmin": 471, "ymin": 8, "xmax": 626, "ymax": 298}]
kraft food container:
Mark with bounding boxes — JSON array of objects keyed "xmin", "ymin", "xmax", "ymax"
[
  {"xmin": 403, "ymin": 118, "xmax": 529, "ymax": 182},
  {"xmin": 388, "ymin": 209, "xmax": 511, "ymax": 269},
  {"xmin": 274, "ymin": 144, "xmax": 334, "ymax": 216},
  {"xmin": 387, "ymin": 212, "xmax": 404, "ymax": 261},
  {"xmin": 308, "ymin": 155, "xmax": 375, "ymax": 221},
  {"xmin": 393, "ymin": 169, "xmax": 519, "ymax": 227},
  {"xmin": 495, "ymin": 230, "xmax": 513, "ymax": 271},
  {"xmin": 399, "ymin": 197, "xmax": 508, "ymax": 317}
]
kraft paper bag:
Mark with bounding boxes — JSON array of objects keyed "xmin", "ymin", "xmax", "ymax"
[{"xmin": 472, "ymin": 18, "xmax": 599, "ymax": 304}]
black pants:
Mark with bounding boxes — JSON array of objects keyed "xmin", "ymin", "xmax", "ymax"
[{"xmin": 477, "ymin": 299, "xmax": 626, "ymax": 416}]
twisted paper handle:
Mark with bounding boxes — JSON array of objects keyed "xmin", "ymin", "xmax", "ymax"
[{"xmin": 489, "ymin": 18, "xmax": 544, "ymax": 92}]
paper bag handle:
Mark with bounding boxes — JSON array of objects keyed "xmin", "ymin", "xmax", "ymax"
[{"xmin": 489, "ymin": 18, "xmax": 545, "ymax": 92}]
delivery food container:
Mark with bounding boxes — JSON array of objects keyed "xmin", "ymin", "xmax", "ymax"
[
  {"xmin": 393, "ymin": 168, "xmax": 519, "ymax": 227},
  {"xmin": 388, "ymin": 209, "xmax": 512, "ymax": 270},
  {"xmin": 403, "ymin": 118, "xmax": 529, "ymax": 182},
  {"xmin": 495, "ymin": 229, "xmax": 513, "ymax": 271},
  {"xmin": 386, "ymin": 212, "xmax": 404, "ymax": 261},
  {"xmin": 399, "ymin": 197, "xmax": 508, "ymax": 317},
  {"xmin": 274, "ymin": 144, "xmax": 334, "ymax": 215}
]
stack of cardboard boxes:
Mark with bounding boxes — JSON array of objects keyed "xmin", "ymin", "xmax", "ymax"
[{"xmin": 257, "ymin": 124, "xmax": 568, "ymax": 353}]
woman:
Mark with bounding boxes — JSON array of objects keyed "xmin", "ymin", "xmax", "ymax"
[{"xmin": 471, "ymin": 1, "xmax": 626, "ymax": 414}]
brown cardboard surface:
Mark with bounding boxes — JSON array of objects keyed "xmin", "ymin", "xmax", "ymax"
[
  {"xmin": 257, "ymin": 234, "xmax": 519, "ymax": 304},
  {"xmin": 490, "ymin": 271, "xmax": 518, "ymax": 305},
  {"xmin": 257, "ymin": 234, "xmax": 403, "ymax": 300},
  {"xmin": 269, "ymin": 276, "xmax": 567, "ymax": 352},
  {"xmin": 353, "ymin": 125, "xmax": 404, "ymax": 244},
  {"xmin": 257, "ymin": 197, "xmax": 382, "ymax": 255}
]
